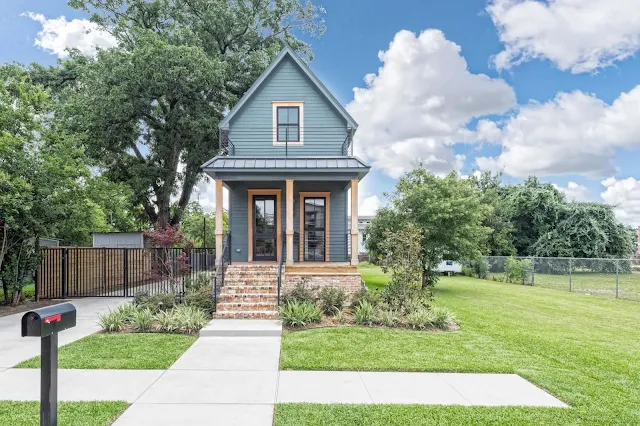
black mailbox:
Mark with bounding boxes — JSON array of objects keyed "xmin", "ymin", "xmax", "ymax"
[
  {"xmin": 22, "ymin": 303, "xmax": 76, "ymax": 337},
  {"xmin": 22, "ymin": 303, "xmax": 76, "ymax": 426}
]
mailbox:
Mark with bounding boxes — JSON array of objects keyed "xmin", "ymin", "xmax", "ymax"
[
  {"xmin": 22, "ymin": 303, "xmax": 76, "ymax": 426},
  {"xmin": 22, "ymin": 303, "xmax": 76, "ymax": 337}
]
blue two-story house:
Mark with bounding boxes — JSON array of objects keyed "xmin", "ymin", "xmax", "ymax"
[{"xmin": 201, "ymin": 46, "xmax": 370, "ymax": 317}]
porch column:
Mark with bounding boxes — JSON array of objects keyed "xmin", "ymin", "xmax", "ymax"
[
  {"xmin": 215, "ymin": 179, "xmax": 224, "ymax": 262},
  {"xmin": 350, "ymin": 179, "xmax": 359, "ymax": 266},
  {"xmin": 286, "ymin": 180, "xmax": 294, "ymax": 265}
]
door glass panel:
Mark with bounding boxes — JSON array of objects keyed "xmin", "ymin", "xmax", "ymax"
[
  {"xmin": 254, "ymin": 196, "xmax": 277, "ymax": 261},
  {"xmin": 255, "ymin": 238, "xmax": 275, "ymax": 258},
  {"xmin": 304, "ymin": 197, "xmax": 326, "ymax": 261}
]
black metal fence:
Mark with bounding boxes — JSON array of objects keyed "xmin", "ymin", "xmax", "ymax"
[{"xmin": 37, "ymin": 247, "xmax": 215, "ymax": 298}]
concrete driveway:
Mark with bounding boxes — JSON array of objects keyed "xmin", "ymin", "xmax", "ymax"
[{"xmin": 0, "ymin": 297, "xmax": 129, "ymax": 368}]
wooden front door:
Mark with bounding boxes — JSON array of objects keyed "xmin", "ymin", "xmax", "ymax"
[{"xmin": 253, "ymin": 195, "xmax": 277, "ymax": 261}]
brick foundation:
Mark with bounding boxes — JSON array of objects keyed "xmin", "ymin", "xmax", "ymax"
[{"xmin": 283, "ymin": 272, "xmax": 363, "ymax": 297}]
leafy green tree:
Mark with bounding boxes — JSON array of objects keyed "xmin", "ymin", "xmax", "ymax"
[
  {"xmin": 504, "ymin": 177, "xmax": 565, "ymax": 256},
  {"xmin": 368, "ymin": 168, "xmax": 491, "ymax": 288},
  {"xmin": 180, "ymin": 201, "xmax": 228, "ymax": 247},
  {"xmin": 55, "ymin": 0, "xmax": 326, "ymax": 228},
  {"xmin": 468, "ymin": 171, "xmax": 516, "ymax": 256}
]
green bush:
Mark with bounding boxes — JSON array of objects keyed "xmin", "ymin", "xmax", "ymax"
[
  {"xmin": 131, "ymin": 307, "xmax": 154, "ymax": 332},
  {"xmin": 431, "ymin": 306, "xmax": 456, "ymax": 329},
  {"xmin": 406, "ymin": 307, "xmax": 436, "ymax": 330},
  {"xmin": 173, "ymin": 305, "xmax": 209, "ymax": 334},
  {"xmin": 279, "ymin": 301, "xmax": 322, "ymax": 327},
  {"xmin": 350, "ymin": 288, "xmax": 381, "ymax": 309},
  {"xmin": 505, "ymin": 257, "xmax": 532, "ymax": 284},
  {"xmin": 332, "ymin": 308, "xmax": 347, "ymax": 324},
  {"xmin": 461, "ymin": 266, "xmax": 474, "ymax": 277},
  {"xmin": 113, "ymin": 303, "xmax": 138, "ymax": 323},
  {"xmin": 153, "ymin": 309, "xmax": 180, "ymax": 333},
  {"xmin": 184, "ymin": 272, "xmax": 211, "ymax": 291},
  {"xmin": 374, "ymin": 308, "xmax": 399, "ymax": 327},
  {"xmin": 183, "ymin": 286, "xmax": 215, "ymax": 314},
  {"xmin": 380, "ymin": 279, "xmax": 431, "ymax": 314},
  {"xmin": 282, "ymin": 281, "xmax": 317, "ymax": 305},
  {"xmin": 354, "ymin": 300, "xmax": 376, "ymax": 326},
  {"xmin": 134, "ymin": 292, "xmax": 176, "ymax": 313},
  {"xmin": 471, "ymin": 259, "xmax": 489, "ymax": 279},
  {"xmin": 98, "ymin": 309, "xmax": 126, "ymax": 332},
  {"xmin": 317, "ymin": 287, "xmax": 346, "ymax": 315}
]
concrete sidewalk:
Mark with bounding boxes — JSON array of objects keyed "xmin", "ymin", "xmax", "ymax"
[{"xmin": 0, "ymin": 298, "xmax": 128, "ymax": 368}]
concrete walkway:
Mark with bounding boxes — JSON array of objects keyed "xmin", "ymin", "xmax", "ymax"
[
  {"xmin": 0, "ymin": 298, "xmax": 128, "ymax": 368},
  {"xmin": 0, "ymin": 319, "xmax": 568, "ymax": 425}
]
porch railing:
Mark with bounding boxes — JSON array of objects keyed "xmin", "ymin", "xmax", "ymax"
[
  {"xmin": 219, "ymin": 127, "xmax": 353, "ymax": 157},
  {"xmin": 299, "ymin": 231, "xmax": 351, "ymax": 262},
  {"xmin": 213, "ymin": 233, "xmax": 231, "ymax": 310}
]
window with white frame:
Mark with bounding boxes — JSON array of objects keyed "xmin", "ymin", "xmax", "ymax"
[{"xmin": 273, "ymin": 102, "xmax": 304, "ymax": 144}]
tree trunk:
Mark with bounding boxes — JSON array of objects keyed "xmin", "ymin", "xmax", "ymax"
[
  {"xmin": 1, "ymin": 282, "xmax": 8, "ymax": 305},
  {"xmin": 422, "ymin": 266, "xmax": 430, "ymax": 289},
  {"xmin": 11, "ymin": 289, "xmax": 21, "ymax": 306}
]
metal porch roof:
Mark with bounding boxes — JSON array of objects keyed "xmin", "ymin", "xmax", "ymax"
[{"xmin": 201, "ymin": 156, "xmax": 370, "ymax": 171}]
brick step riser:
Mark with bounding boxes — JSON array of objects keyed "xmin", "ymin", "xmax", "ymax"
[
  {"xmin": 218, "ymin": 296, "xmax": 278, "ymax": 303},
  {"xmin": 221, "ymin": 288, "xmax": 278, "ymax": 295},
  {"xmin": 222, "ymin": 282, "xmax": 279, "ymax": 288},
  {"xmin": 217, "ymin": 303, "xmax": 278, "ymax": 312},
  {"xmin": 215, "ymin": 311, "xmax": 278, "ymax": 320},
  {"xmin": 225, "ymin": 274, "xmax": 279, "ymax": 279}
]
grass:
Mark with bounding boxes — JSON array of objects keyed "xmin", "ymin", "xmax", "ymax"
[
  {"xmin": 0, "ymin": 401, "xmax": 128, "ymax": 426},
  {"xmin": 357, "ymin": 262, "xmax": 388, "ymax": 291},
  {"xmin": 278, "ymin": 266, "xmax": 640, "ymax": 425},
  {"xmin": 16, "ymin": 333, "xmax": 196, "ymax": 369}
]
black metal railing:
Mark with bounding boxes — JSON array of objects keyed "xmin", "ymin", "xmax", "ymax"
[
  {"xmin": 219, "ymin": 127, "xmax": 354, "ymax": 157},
  {"xmin": 299, "ymin": 231, "xmax": 351, "ymax": 262},
  {"xmin": 37, "ymin": 247, "xmax": 216, "ymax": 299},
  {"xmin": 213, "ymin": 233, "xmax": 231, "ymax": 310},
  {"xmin": 277, "ymin": 231, "xmax": 286, "ymax": 306}
]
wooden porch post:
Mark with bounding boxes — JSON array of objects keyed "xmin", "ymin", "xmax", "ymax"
[
  {"xmin": 350, "ymin": 179, "xmax": 359, "ymax": 266},
  {"xmin": 215, "ymin": 179, "xmax": 224, "ymax": 262},
  {"xmin": 286, "ymin": 180, "xmax": 294, "ymax": 265}
]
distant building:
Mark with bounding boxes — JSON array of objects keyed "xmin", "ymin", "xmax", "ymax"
[
  {"xmin": 347, "ymin": 215, "xmax": 374, "ymax": 255},
  {"xmin": 92, "ymin": 232, "xmax": 149, "ymax": 248}
]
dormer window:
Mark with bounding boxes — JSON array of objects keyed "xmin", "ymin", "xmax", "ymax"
[{"xmin": 273, "ymin": 101, "xmax": 304, "ymax": 145}]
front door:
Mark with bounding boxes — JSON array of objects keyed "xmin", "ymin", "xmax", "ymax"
[{"xmin": 253, "ymin": 195, "xmax": 277, "ymax": 261}]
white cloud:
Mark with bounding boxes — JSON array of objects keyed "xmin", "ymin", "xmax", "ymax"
[
  {"xmin": 488, "ymin": 0, "xmax": 640, "ymax": 73},
  {"xmin": 601, "ymin": 177, "xmax": 640, "ymax": 227},
  {"xmin": 346, "ymin": 29, "xmax": 516, "ymax": 179},
  {"xmin": 552, "ymin": 182, "xmax": 592, "ymax": 202},
  {"xmin": 359, "ymin": 195, "xmax": 382, "ymax": 217},
  {"xmin": 476, "ymin": 87, "xmax": 640, "ymax": 178},
  {"xmin": 190, "ymin": 178, "xmax": 229, "ymax": 213},
  {"xmin": 23, "ymin": 12, "xmax": 117, "ymax": 58}
]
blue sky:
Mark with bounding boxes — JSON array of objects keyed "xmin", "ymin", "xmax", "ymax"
[{"xmin": 3, "ymin": 0, "xmax": 640, "ymax": 225}]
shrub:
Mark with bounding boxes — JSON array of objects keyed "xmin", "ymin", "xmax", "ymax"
[
  {"xmin": 332, "ymin": 308, "xmax": 347, "ymax": 324},
  {"xmin": 282, "ymin": 281, "xmax": 316, "ymax": 305},
  {"xmin": 380, "ymin": 279, "xmax": 431, "ymax": 314},
  {"xmin": 184, "ymin": 272, "xmax": 211, "ymax": 291},
  {"xmin": 98, "ymin": 309, "xmax": 126, "ymax": 332},
  {"xmin": 279, "ymin": 301, "xmax": 322, "ymax": 327},
  {"xmin": 461, "ymin": 266, "xmax": 474, "ymax": 277},
  {"xmin": 183, "ymin": 286, "xmax": 215, "ymax": 314},
  {"xmin": 173, "ymin": 305, "xmax": 209, "ymax": 334},
  {"xmin": 374, "ymin": 308, "xmax": 399, "ymax": 327},
  {"xmin": 354, "ymin": 300, "xmax": 375, "ymax": 326},
  {"xmin": 154, "ymin": 309, "xmax": 180, "ymax": 333},
  {"xmin": 131, "ymin": 307, "xmax": 155, "ymax": 332},
  {"xmin": 431, "ymin": 306, "xmax": 456, "ymax": 329},
  {"xmin": 350, "ymin": 288, "xmax": 381, "ymax": 309},
  {"xmin": 114, "ymin": 303, "xmax": 138, "ymax": 323},
  {"xmin": 134, "ymin": 292, "xmax": 176, "ymax": 313},
  {"xmin": 470, "ymin": 259, "xmax": 489, "ymax": 279},
  {"xmin": 406, "ymin": 307, "xmax": 436, "ymax": 330},
  {"xmin": 318, "ymin": 287, "xmax": 346, "ymax": 315},
  {"xmin": 505, "ymin": 257, "xmax": 532, "ymax": 284}
]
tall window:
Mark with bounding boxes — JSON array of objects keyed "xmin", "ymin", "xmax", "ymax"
[{"xmin": 277, "ymin": 106, "xmax": 300, "ymax": 142}]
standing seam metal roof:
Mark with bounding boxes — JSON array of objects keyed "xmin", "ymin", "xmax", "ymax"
[{"xmin": 201, "ymin": 156, "xmax": 369, "ymax": 170}]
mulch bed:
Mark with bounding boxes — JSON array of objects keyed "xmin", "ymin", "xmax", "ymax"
[
  {"xmin": 0, "ymin": 299, "xmax": 68, "ymax": 318},
  {"xmin": 284, "ymin": 312, "xmax": 460, "ymax": 333}
]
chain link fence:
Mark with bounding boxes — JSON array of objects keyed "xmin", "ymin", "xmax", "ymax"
[{"xmin": 482, "ymin": 256, "xmax": 640, "ymax": 302}]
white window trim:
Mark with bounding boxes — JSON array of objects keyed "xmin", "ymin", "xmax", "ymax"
[{"xmin": 273, "ymin": 101, "xmax": 304, "ymax": 145}]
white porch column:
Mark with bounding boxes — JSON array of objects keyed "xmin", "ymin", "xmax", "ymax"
[
  {"xmin": 286, "ymin": 180, "xmax": 294, "ymax": 265},
  {"xmin": 215, "ymin": 179, "xmax": 224, "ymax": 262},
  {"xmin": 350, "ymin": 179, "xmax": 359, "ymax": 266}
]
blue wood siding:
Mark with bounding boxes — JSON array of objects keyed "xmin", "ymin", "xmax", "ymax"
[
  {"xmin": 229, "ymin": 56, "xmax": 348, "ymax": 156},
  {"xmin": 227, "ymin": 180, "xmax": 348, "ymax": 262}
]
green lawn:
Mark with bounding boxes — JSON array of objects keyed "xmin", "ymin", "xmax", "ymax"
[
  {"xmin": 0, "ymin": 401, "xmax": 128, "ymax": 426},
  {"xmin": 516, "ymin": 272, "xmax": 639, "ymax": 301},
  {"xmin": 16, "ymin": 333, "xmax": 196, "ymax": 369},
  {"xmin": 278, "ymin": 267, "xmax": 640, "ymax": 425},
  {"xmin": 357, "ymin": 262, "xmax": 388, "ymax": 291}
]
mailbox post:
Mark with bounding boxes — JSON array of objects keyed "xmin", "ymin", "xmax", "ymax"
[{"xmin": 22, "ymin": 303, "xmax": 77, "ymax": 426}]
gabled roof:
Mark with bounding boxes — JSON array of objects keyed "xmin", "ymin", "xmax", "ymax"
[{"xmin": 219, "ymin": 45, "xmax": 358, "ymax": 130}]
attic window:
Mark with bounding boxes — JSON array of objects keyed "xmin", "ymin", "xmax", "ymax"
[{"xmin": 273, "ymin": 102, "xmax": 304, "ymax": 145}]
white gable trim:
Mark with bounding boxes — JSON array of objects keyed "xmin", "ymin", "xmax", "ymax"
[{"xmin": 219, "ymin": 45, "xmax": 358, "ymax": 130}]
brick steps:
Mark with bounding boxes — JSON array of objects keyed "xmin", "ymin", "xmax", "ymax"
[{"xmin": 215, "ymin": 265, "xmax": 281, "ymax": 319}]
